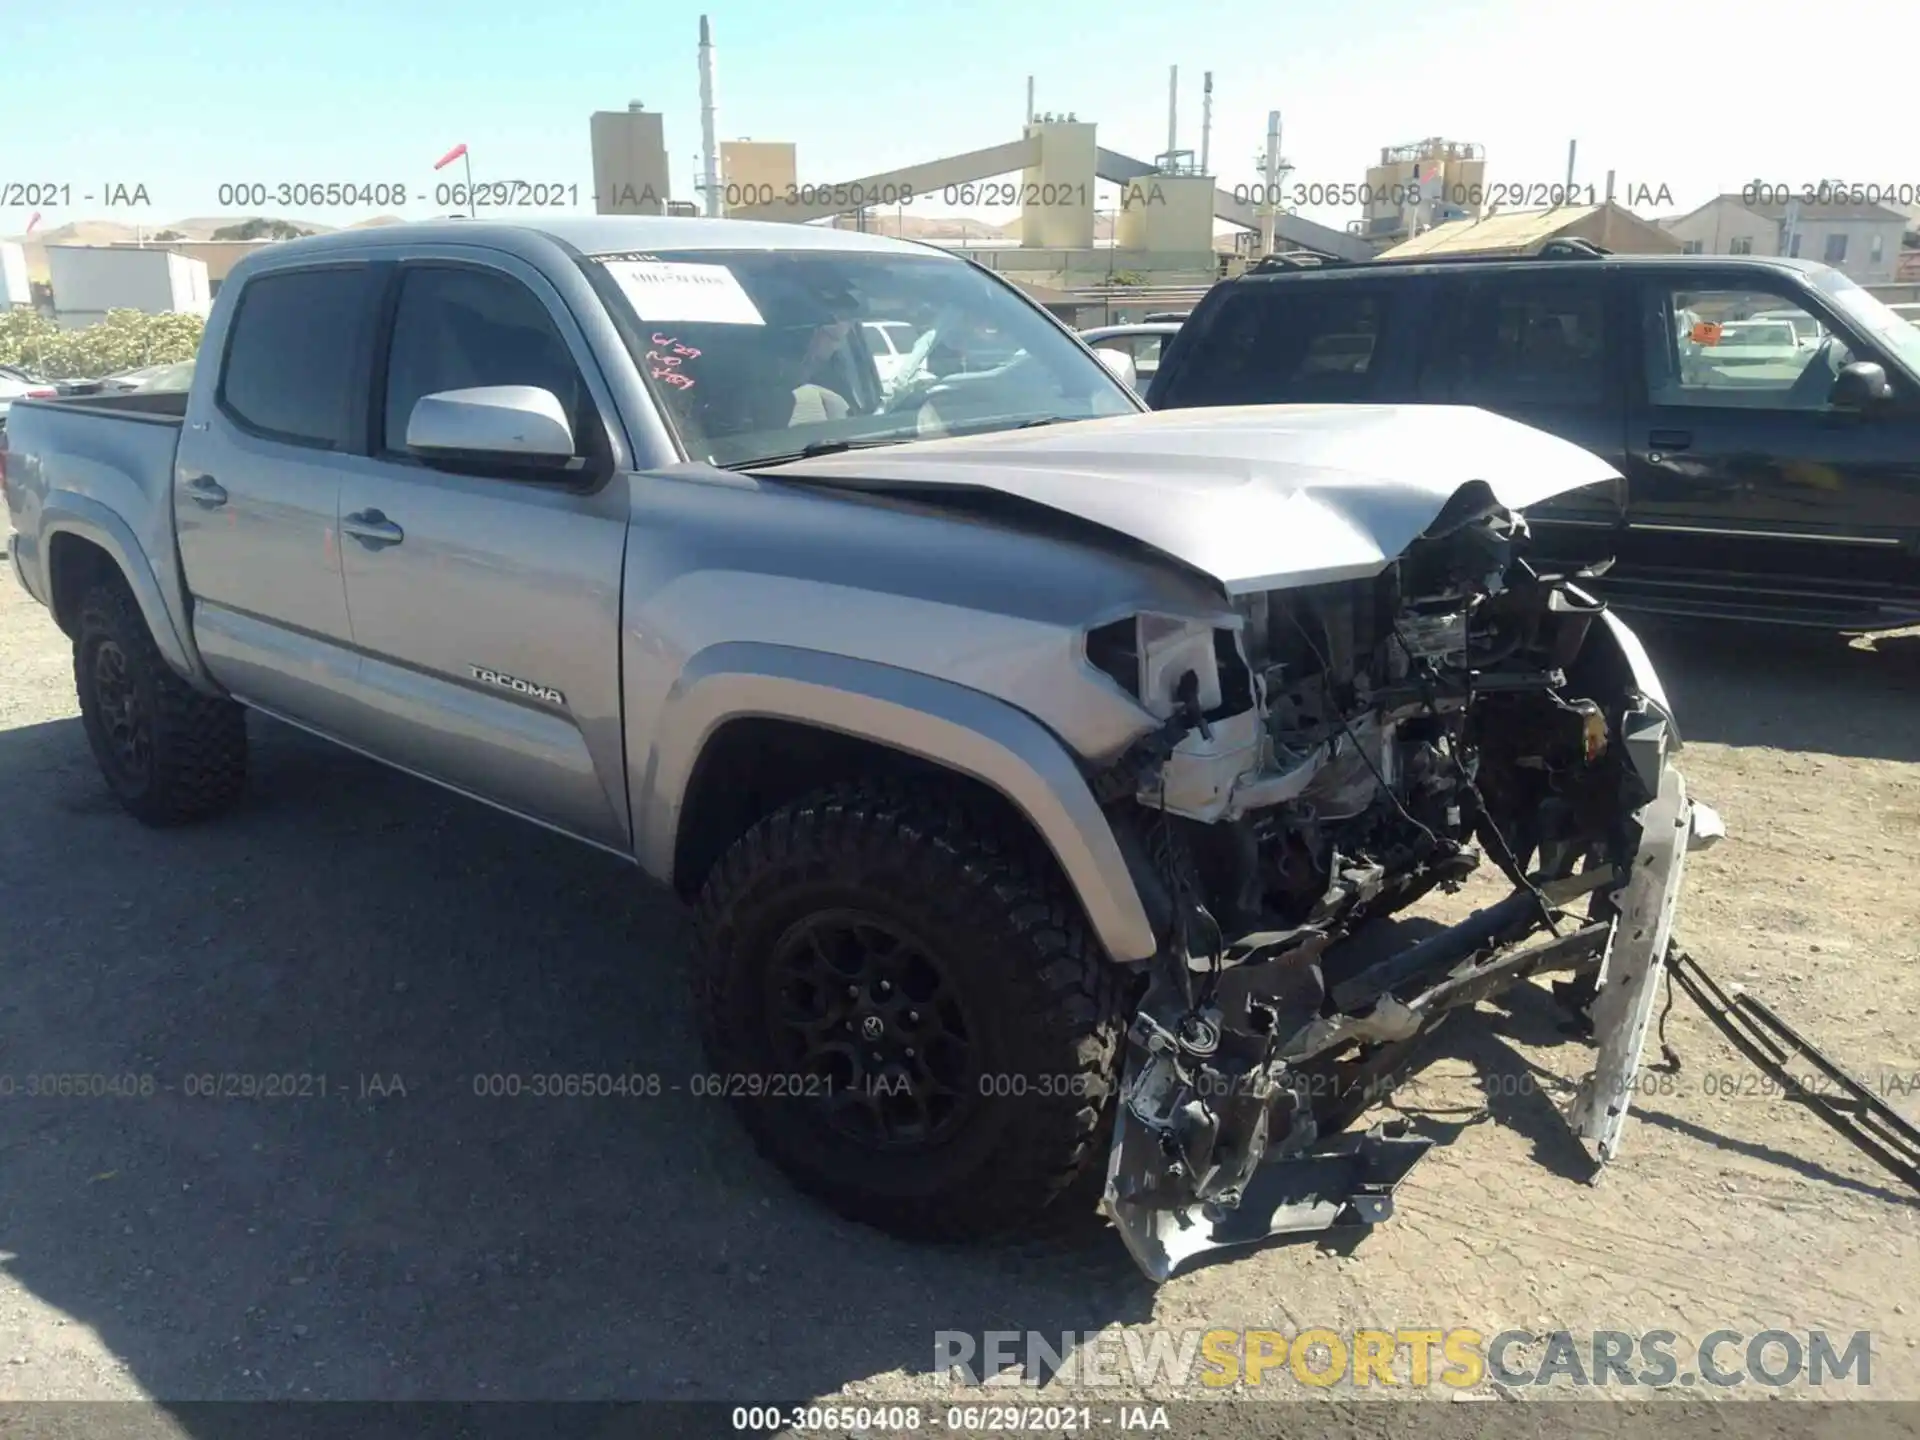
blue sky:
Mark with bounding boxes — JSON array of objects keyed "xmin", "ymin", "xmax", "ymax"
[{"xmin": 5, "ymin": 0, "xmax": 1910, "ymax": 234}]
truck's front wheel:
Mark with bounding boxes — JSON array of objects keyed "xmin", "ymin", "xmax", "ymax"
[
  {"xmin": 74, "ymin": 579, "xmax": 248, "ymax": 826},
  {"xmin": 694, "ymin": 780, "xmax": 1127, "ymax": 1240}
]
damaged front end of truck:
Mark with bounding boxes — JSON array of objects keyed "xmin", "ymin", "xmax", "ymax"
[{"xmin": 1087, "ymin": 488, "xmax": 1721, "ymax": 1281}]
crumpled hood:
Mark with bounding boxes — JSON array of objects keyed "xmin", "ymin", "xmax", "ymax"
[{"xmin": 768, "ymin": 404, "xmax": 1621, "ymax": 593}]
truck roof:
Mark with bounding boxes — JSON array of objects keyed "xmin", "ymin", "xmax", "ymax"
[
  {"xmin": 244, "ymin": 215, "xmax": 936, "ymax": 262},
  {"xmin": 1235, "ymin": 248, "xmax": 1840, "ymax": 286}
]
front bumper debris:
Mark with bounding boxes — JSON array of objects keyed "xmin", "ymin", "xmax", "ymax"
[
  {"xmin": 1563, "ymin": 703, "xmax": 1694, "ymax": 1161},
  {"xmin": 1107, "ymin": 1116, "xmax": 1432, "ymax": 1281},
  {"xmin": 1100, "ymin": 614, "xmax": 1714, "ymax": 1283}
]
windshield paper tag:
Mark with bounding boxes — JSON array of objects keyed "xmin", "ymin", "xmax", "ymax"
[{"xmin": 600, "ymin": 260, "xmax": 764, "ymax": 325}]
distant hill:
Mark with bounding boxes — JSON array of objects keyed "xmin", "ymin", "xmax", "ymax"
[
  {"xmin": 0, "ymin": 217, "xmax": 340, "ymax": 282},
  {"xmin": 0, "ymin": 216, "xmax": 332, "ymax": 246}
]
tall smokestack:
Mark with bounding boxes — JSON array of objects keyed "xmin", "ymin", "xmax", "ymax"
[
  {"xmin": 1199, "ymin": 71, "xmax": 1213, "ymax": 176},
  {"xmin": 1166, "ymin": 65, "xmax": 1178, "ymax": 163},
  {"xmin": 1260, "ymin": 110, "xmax": 1280, "ymax": 255},
  {"xmin": 699, "ymin": 15, "xmax": 721, "ymax": 217},
  {"xmin": 1026, "ymin": 74, "xmax": 1035, "ymax": 128}
]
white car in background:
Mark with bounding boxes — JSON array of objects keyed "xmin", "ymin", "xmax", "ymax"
[
  {"xmin": 1079, "ymin": 322, "xmax": 1184, "ymax": 385},
  {"xmin": 0, "ymin": 363, "xmax": 56, "ymax": 425},
  {"xmin": 1750, "ymin": 309, "xmax": 1826, "ymax": 349},
  {"xmin": 860, "ymin": 320, "xmax": 926, "ymax": 387}
]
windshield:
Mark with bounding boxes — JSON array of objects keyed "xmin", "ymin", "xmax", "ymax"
[
  {"xmin": 581, "ymin": 247, "xmax": 1137, "ymax": 467},
  {"xmin": 1813, "ymin": 268, "xmax": 1920, "ymax": 378}
]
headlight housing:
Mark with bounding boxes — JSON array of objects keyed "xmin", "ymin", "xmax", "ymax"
[{"xmin": 1085, "ymin": 612, "xmax": 1251, "ymax": 722}]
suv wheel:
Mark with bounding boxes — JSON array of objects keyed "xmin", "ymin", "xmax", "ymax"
[
  {"xmin": 694, "ymin": 780, "xmax": 1126, "ymax": 1240},
  {"xmin": 74, "ymin": 579, "xmax": 248, "ymax": 825}
]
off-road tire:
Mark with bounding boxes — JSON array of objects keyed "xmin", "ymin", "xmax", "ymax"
[
  {"xmin": 73, "ymin": 578, "xmax": 248, "ymax": 825},
  {"xmin": 694, "ymin": 779, "xmax": 1128, "ymax": 1241}
]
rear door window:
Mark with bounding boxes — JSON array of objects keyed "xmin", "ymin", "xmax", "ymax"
[
  {"xmin": 218, "ymin": 266, "xmax": 381, "ymax": 449},
  {"xmin": 1156, "ymin": 284, "xmax": 1390, "ymax": 405},
  {"xmin": 1417, "ymin": 274, "xmax": 1612, "ymax": 408}
]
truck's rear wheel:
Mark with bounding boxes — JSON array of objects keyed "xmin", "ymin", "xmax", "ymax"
[
  {"xmin": 74, "ymin": 579, "xmax": 248, "ymax": 826},
  {"xmin": 694, "ymin": 780, "xmax": 1127, "ymax": 1240}
]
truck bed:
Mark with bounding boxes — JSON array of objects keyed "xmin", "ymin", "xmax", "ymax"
[
  {"xmin": 28, "ymin": 389, "xmax": 190, "ymax": 422},
  {"xmin": 2, "ymin": 393, "xmax": 189, "ymax": 633}
]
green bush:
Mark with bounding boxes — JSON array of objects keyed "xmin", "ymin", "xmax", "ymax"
[{"xmin": 0, "ymin": 308, "xmax": 206, "ymax": 380}]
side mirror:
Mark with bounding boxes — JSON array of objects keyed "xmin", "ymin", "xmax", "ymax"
[
  {"xmin": 406, "ymin": 385, "xmax": 576, "ymax": 461},
  {"xmin": 1829, "ymin": 360, "xmax": 1894, "ymax": 411},
  {"xmin": 1093, "ymin": 346, "xmax": 1139, "ymax": 391}
]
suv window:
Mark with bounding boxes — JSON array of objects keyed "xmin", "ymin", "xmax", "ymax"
[
  {"xmin": 1418, "ymin": 277, "xmax": 1610, "ymax": 408},
  {"xmin": 219, "ymin": 266, "xmax": 379, "ymax": 448},
  {"xmin": 1642, "ymin": 285, "xmax": 1851, "ymax": 411},
  {"xmin": 1157, "ymin": 285, "xmax": 1387, "ymax": 405},
  {"xmin": 382, "ymin": 265, "xmax": 593, "ymax": 455}
]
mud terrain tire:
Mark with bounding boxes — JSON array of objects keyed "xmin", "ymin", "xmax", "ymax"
[
  {"xmin": 74, "ymin": 579, "xmax": 248, "ymax": 825},
  {"xmin": 695, "ymin": 780, "xmax": 1127, "ymax": 1240}
]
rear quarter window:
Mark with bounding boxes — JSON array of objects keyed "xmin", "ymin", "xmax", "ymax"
[{"xmin": 1155, "ymin": 284, "xmax": 1389, "ymax": 406}]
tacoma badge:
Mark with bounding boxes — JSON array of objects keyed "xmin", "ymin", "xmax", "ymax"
[{"xmin": 469, "ymin": 666, "xmax": 566, "ymax": 707}]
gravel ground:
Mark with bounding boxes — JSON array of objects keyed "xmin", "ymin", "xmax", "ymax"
[{"xmin": 1, "ymin": 561, "xmax": 1917, "ymax": 1412}]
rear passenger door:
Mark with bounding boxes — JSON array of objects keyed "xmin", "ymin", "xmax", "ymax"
[
  {"xmin": 177, "ymin": 263, "xmax": 384, "ymax": 732},
  {"xmin": 1413, "ymin": 268, "xmax": 1627, "ymax": 533},
  {"xmin": 331, "ymin": 256, "xmax": 634, "ymax": 849}
]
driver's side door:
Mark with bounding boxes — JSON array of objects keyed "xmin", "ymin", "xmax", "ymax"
[{"xmin": 1623, "ymin": 275, "xmax": 1920, "ymax": 606}]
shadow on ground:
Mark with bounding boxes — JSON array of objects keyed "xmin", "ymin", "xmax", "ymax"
[
  {"xmin": 1630, "ymin": 619, "xmax": 1920, "ymax": 763},
  {"xmin": 0, "ymin": 715, "xmax": 1153, "ymax": 1402}
]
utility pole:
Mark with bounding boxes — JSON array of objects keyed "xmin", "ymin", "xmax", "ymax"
[
  {"xmin": 1259, "ymin": 110, "xmax": 1281, "ymax": 255},
  {"xmin": 1165, "ymin": 65, "xmax": 1179, "ymax": 168},
  {"xmin": 1199, "ymin": 72, "xmax": 1213, "ymax": 176},
  {"xmin": 698, "ymin": 15, "xmax": 722, "ymax": 217}
]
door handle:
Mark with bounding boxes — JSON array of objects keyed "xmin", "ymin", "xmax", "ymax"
[
  {"xmin": 1647, "ymin": 428, "xmax": 1693, "ymax": 455},
  {"xmin": 342, "ymin": 509, "xmax": 405, "ymax": 549},
  {"xmin": 185, "ymin": 475, "xmax": 227, "ymax": 508}
]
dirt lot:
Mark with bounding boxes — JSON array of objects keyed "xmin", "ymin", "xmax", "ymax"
[{"xmin": 1, "ymin": 564, "xmax": 1917, "ymax": 1412}]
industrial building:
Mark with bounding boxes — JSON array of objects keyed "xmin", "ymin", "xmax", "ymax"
[
  {"xmin": 589, "ymin": 105, "xmax": 674, "ymax": 215},
  {"xmin": 720, "ymin": 141, "xmax": 797, "ymax": 204},
  {"xmin": 1660, "ymin": 194, "xmax": 1910, "ymax": 285},
  {"xmin": 1356, "ymin": 139, "xmax": 1486, "ymax": 246},
  {"xmin": 583, "ymin": 30, "xmax": 1371, "ymax": 308}
]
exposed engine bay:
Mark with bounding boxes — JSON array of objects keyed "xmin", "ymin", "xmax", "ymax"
[{"xmin": 1084, "ymin": 492, "xmax": 1716, "ymax": 1280}]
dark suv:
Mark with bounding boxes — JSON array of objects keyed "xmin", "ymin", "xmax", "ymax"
[{"xmin": 1146, "ymin": 245, "xmax": 1920, "ymax": 629}]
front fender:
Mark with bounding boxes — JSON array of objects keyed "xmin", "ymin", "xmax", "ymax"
[{"xmin": 633, "ymin": 641, "xmax": 1159, "ymax": 962}]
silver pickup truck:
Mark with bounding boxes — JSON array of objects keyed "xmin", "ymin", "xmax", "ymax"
[{"xmin": 2, "ymin": 217, "xmax": 1716, "ymax": 1280}]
